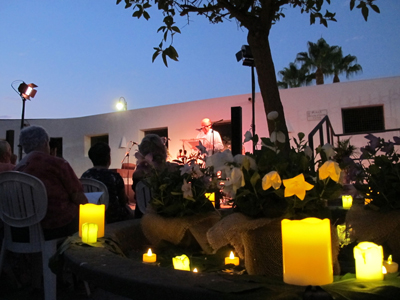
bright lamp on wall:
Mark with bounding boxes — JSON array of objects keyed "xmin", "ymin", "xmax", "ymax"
[{"xmin": 116, "ymin": 97, "xmax": 127, "ymax": 111}]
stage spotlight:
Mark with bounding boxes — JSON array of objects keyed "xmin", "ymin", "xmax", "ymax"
[{"xmin": 18, "ymin": 82, "xmax": 38, "ymax": 100}]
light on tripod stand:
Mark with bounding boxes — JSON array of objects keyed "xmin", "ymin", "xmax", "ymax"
[{"xmin": 18, "ymin": 82, "xmax": 38, "ymax": 100}]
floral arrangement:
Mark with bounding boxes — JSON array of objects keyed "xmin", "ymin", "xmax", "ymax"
[
  {"xmin": 207, "ymin": 111, "xmax": 343, "ymax": 220},
  {"xmin": 354, "ymin": 134, "xmax": 400, "ymax": 212},
  {"xmin": 142, "ymin": 159, "xmax": 217, "ymax": 218}
]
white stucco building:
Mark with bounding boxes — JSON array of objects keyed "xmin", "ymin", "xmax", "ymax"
[{"xmin": 1, "ymin": 76, "xmax": 399, "ymax": 178}]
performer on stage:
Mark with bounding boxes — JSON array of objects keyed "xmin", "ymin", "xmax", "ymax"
[{"xmin": 196, "ymin": 118, "xmax": 224, "ymax": 154}]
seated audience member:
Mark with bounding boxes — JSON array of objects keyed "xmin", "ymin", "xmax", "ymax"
[
  {"xmin": 132, "ymin": 134, "xmax": 176, "ymax": 218},
  {"xmin": 81, "ymin": 142, "xmax": 132, "ymax": 223},
  {"xmin": 14, "ymin": 125, "xmax": 87, "ymax": 240},
  {"xmin": 0, "ymin": 140, "xmax": 15, "ymax": 172}
]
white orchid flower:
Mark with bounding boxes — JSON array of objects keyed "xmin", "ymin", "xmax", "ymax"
[
  {"xmin": 181, "ymin": 179, "xmax": 193, "ymax": 199},
  {"xmin": 234, "ymin": 154, "xmax": 257, "ymax": 171},
  {"xmin": 304, "ymin": 146, "xmax": 313, "ymax": 158},
  {"xmin": 224, "ymin": 167, "xmax": 245, "ymax": 195},
  {"xmin": 206, "ymin": 150, "xmax": 234, "ymax": 171},
  {"xmin": 267, "ymin": 111, "xmax": 279, "ymax": 121},
  {"xmin": 270, "ymin": 131, "xmax": 286, "ymax": 143},
  {"xmin": 321, "ymin": 143, "xmax": 335, "ymax": 158}
]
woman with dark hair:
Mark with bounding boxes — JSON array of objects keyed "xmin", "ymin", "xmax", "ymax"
[
  {"xmin": 81, "ymin": 142, "xmax": 133, "ymax": 223},
  {"xmin": 15, "ymin": 125, "xmax": 88, "ymax": 240},
  {"xmin": 132, "ymin": 134, "xmax": 176, "ymax": 218}
]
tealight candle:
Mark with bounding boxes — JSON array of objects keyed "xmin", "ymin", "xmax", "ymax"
[
  {"xmin": 193, "ymin": 268, "xmax": 198, "ymax": 273},
  {"xmin": 143, "ymin": 248, "xmax": 157, "ymax": 263},
  {"xmin": 172, "ymin": 254, "xmax": 190, "ymax": 271},
  {"xmin": 383, "ymin": 255, "xmax": 399, "ymax": 273},
  {"xmin": 354, "ymin": 242, "xmax": 383, "ymax": 280},
  {"xmin": 81, "ymin": 222, "xmax": 98, "ymax": 244},
  {"xmin": 225, "ymin": 251, "xmax": 240, "ymax": 266},
  {"xmin": 79, "ymin": 203, "xmax": 105, "ymax": 238},
  {"xmin": 342, "ymin": 195, "xmax": 353, "ymax": 209}
]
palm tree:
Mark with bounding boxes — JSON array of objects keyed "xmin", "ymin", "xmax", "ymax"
[
  {"xmin": 331, "ymin": 47, "xmax": 363, "ymax": 83},
  {"xmin": 277, "ymin": 63, "xmax": 315, "ymax": 89},
  {"xmin": 296, "ymin": 38, "xmax": 340, "ymax": 85}
]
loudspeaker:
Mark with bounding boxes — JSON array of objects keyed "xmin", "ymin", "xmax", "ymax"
[{"xmin": 231, "ymin": 107, "xmax": 242, "ymax": 156}]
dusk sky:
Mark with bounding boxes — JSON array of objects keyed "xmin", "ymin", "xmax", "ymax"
[{"xmin": 1, "ymin": 1, "xmax": 399, "ymax": 120}]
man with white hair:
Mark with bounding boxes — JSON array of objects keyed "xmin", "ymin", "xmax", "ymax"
[
  {"xmin": 196, "ymin": 118, "xmax": 224, "ymax": 155},
  {"xmin": 14, "ymin": 125, "xmax": 88, "ymax": 240}
]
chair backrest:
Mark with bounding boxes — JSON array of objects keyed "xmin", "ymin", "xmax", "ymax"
[
  {"xmin": 0, "ymin": 171, "xmax": 47, "ymax": 227},
  {"xmin": 135, "ymin": 181, "xmax": 151, "ymax": 214},
  {"xmin": 80, "ymin": 178, "xmax": 109, "ymax": 210},
  {"xmin": 0, "ymin": 171, "xmax": 48, "ymax": 251}
]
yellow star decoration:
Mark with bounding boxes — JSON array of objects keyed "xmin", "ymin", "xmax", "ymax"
[
  {"xmin": 262, "ymin": 171, "xmax": 282, "ymax": 190},
  {"xmin": 319, "ymin": 160, "xmax": 341, "ymax": 183},
  {"xmin": 283, "ymin": 174, "xmax": 314, "ymax": 200}
]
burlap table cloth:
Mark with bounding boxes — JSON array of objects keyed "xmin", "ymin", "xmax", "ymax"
[
  {"xmin": 207, "ymin": 212, "xmax": 340, "ymax": 277},
  {"xmin": 141, "ymin": 210, "xmax": 221, "ymax": 254}
]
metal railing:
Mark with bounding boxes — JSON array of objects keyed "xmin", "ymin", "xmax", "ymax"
[{"xmin": 307, "ymin": 115, "xmax": 400, "ymax": 165}]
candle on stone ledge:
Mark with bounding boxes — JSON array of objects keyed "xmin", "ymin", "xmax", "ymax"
[
  {"xmin": 173, "ymin": 254, "xmax": 191, "ymax": 271},
  {"xmin": 383, "ymin": 255, "xmax": 399, "ymax": 274},
  {"xmin": 342, "ymin": 195, "xmax": 353, "ymax": 209},
  {"xmin": 81, "ymin": 222, "xmax": 98, "ymax": 244},
  {"xmin": 225, "ymin": 251, "xmax": 240, "ymax": 266},
  {"xmin": 205, "ymin": 192, "xmax": 215, "ymax": 207},
  {"xmin": 281, "ymin": 218, "xmax": 333, "ymax": 286},
  {"xmin": 354, "ymin": 242, "xmax": 384, "ymax": 280},
  {"xmin": 79, "ymin": 203, "xmax": 105, "ymax": 238},
  {"xmin": 143, "ymin": 248, "xmax": 157, "ymax": 263}
]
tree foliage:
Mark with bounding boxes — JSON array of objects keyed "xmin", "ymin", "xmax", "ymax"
[
  {"xmin": 278, "ymin": 38, "xmax": 363, "ymax": 87},
  {"xmin": 116, "ymin": 0, "xmax": 379, "ymax": 153}
]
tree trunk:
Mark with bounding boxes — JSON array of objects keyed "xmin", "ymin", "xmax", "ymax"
[
  {"xmin": 316, "ymin": 67, "xmax": 324, "ymax": 85},
  {"xmin": 333, "ymin": 73, "xmax": 340, "ymax": 83},
  {"xmin": 247, "ymin": 29, "xmax": 290, "ymax": 153}
]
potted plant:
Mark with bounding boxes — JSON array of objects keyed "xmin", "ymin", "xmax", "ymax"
[
  {"xmin": 140, "ymin": 157, "xmax": 220, "ymax": 254},
  {"xmin": 206, "ymin": 111, "xmax": 343, "ymax": 276},
  {"xmin": 346, "ymin": 134, "xmax": 400, "ymax": 262}
]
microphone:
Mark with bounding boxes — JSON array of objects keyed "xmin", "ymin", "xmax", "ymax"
[{"xmin": 212, "ymin": 119, "xmax": 223, "ymax": 125}]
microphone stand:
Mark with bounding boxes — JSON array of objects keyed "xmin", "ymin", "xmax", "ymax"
[{"xmin": 121, "ymin": 141, "xmax": 136, "ymax": 166}]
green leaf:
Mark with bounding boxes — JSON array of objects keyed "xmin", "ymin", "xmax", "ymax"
[
  {"xmin": 350, "ymin": 0, "xmax": 355, "ymax": 11},
  {"xmin": 250, "ymin": 172, "xmax": 261, "ymax": 188},
  {"xmin": 162, "ymin": 51, "xmax": 168, "ymax": 67},
  {"xmin": 171, "ymin": 26, "xmax": 181, "ymax": 34},
  {"xmin": 132, "ymin": 10, "xmax": 141, "ymax": 18},
  {"xmin": 361, "ymin": 5, "xmax": 369, "ymax": 21},
  {"xmin": 152, "ymin": 50, "xmax": 160, "ymax": 63},
  {"xmin": 143, "ymin": 2, "xmax": 151, "ymax": 9},
  {"xmin": 370, "ymin": 4, "xmax": 380, "ymax": 14},
  {"xmin": 143, "ymin": 11, "xmax": 150, "ymax": 20}
]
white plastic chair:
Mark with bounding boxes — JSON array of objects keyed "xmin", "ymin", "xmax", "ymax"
[
  {"xmin": 135, "ymin": 181, "xmax": 151, "ymax": 214},
  {"xmin": 0, "ymin": 171, "xmax": 59, "ymax": 300},
  {"xmin": 80, "ymin": 178, "xmax": 109, "ymax": 210}
]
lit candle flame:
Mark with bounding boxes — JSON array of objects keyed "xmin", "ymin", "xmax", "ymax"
[
  {"xmin": 193, "ymin": 268, "xmax": 198, "ymax": 273},
  {"xmin": 388, "ymin": 255, "xmax": 393, "ymax": 264},
  {"xmin": 382, "ymin": 266, "xmax": 387, "ymax": 274},
  {"xmin": 147, "ymin": 248, "xmax": 153, "ymax": 256},
  {"xmin": 230, "ymin": 251, "xmax": 235, "ymax": 259}
]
